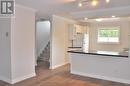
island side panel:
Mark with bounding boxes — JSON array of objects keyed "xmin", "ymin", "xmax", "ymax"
[{"xmin": 69, "ymin": 53, "xmax": 130, "ymax": 84}]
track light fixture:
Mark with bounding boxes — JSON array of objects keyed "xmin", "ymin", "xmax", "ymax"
[{"xmin": 78, "ymin": 0, "xmax": 110, "ymax": 7}]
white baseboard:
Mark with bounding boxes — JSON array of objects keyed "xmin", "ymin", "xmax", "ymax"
[
  {"xmin": 50, "ymin": 62, "xmax": 69, "ymax": 69},
  {"xmin": 11, "ymin": 73, "xmax": 36, "ymax": 84},
  {"xmin": 0, "ymin": 76, "xmax": 12, "ymax": 84},
  {"xmin": 0, "ymin": 73, "xmax": 36, "ymax": 84},
  {"xmin": 71, "ymin": 71, "xmax": 130, "ymax": 84}
]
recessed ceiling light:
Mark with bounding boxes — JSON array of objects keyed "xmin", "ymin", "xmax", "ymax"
[
  {"xmin": 96, "ymin": 18, "xmax": 103, "ymax": 22},
  {"xmin": 92, "ymin": 0, "xmax": 98, "ymax": 6},
  {"xmin": 78, "ymin": 2, "xmax": 82, "ymax": 7},
  {"xmin": 84, "ymin": 18, "xmax": 88, "ymax": 20},
  {"xmin": 112, "ymin": 16, "xmax": 116, "ymax": 18},
  {"xmin": 106, "ymin": 0, "xmax": 110, "ymax": 3}
]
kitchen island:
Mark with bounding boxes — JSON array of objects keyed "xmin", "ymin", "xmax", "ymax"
[{"xmin": 68, "ymin": 50, "xmax": 130, "ymax": 84}]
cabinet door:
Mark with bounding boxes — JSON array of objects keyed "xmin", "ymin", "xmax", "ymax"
[
  {"xmin": 68, "ymin": 24, "xmax": 76, "ymax": 40},
  {"xmin": 73, "ymin": 34, "xmax": 83, "ymax": 47},
  {"xmin": 75, "ymin": 25, "xmax": 82, "ymax": 34}
]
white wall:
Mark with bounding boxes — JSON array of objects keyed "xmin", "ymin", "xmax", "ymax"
[
  {"xmin": 11, "ymin": 5, "xmax": 36, "ymax": 83},
  {"xmin": 0, "ymin": 5, "xmax": 36, "ymax": 84},
  {"xmin": 88, "ymin": 20, "xmax": 130, "ymax": 52},
  {"xmin": 36, "ymin": 21, "xmax": 50, "ymax": 57},
  {"xmin": 50, "ymin": 15, "xmax": 76, "ymax": 69},
  {"xmin": 0, "ymin": 18, "xmax": 12, "ymax": 82}
]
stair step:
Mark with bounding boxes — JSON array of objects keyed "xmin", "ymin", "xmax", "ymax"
[{"xmin": 38, "ymin": 42, "xmax": 50, "ymax": 62}]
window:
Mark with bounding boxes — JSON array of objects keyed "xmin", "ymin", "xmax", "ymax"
[{"xmin": 98, "ymin": 27, "xmax": 120, "ymax": 43}]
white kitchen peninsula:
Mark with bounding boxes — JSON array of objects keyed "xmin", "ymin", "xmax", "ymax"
[{"xmin": 68, "ymin": 50, "xmax": 130, "ymax": 84}]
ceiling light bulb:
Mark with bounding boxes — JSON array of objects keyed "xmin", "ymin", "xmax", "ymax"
[
  {"xmin": 96, "ymin": 18, "xmax": 103, "ymax": 22},
  {"xmin": 112, "ymin": 16, "xmax": 116, "ymax": 18},
  {"xmin": 92, "ymin": 0, "xmax": 98, "ymax": 6},
  {"xmin": 106, "ymin": 0, "xmax": 110, "ymax": 3},
  {"xmin": 84, "ymin": 18, "xmax": 88, "ymax": 20},
  {"xmin": 78, "ymin": 2, "xmax": 82, "ymax": 7}
]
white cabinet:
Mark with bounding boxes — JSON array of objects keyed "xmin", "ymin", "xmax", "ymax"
[
  {"xmin": 68, "ymin": 24, "xmax": 76, "ymax": 40},
  {"xmin": 68, "ymin": 24, "xmax": 88, "ymax": 47}
]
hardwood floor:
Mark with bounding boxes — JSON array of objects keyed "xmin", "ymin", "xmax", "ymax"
[{"xmin": 0, "ymin": 61, "xmax": 130, "ymax": 86}]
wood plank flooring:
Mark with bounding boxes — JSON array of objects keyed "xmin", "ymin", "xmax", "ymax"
[{"xmin": 0, "ymin": 61, "xmax": 130, "ymax": 86}]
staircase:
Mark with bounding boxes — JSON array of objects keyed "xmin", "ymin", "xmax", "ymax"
[{"xmin": 37, "ymin": 42, "xmax": 50, "ymax": 62}]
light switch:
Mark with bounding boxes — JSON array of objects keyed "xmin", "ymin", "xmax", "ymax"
[{"xmin": 6, "ymin": 32, "xmax": 8, "ymax": 37}]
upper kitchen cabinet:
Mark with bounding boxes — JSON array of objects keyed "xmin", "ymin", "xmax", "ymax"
[
  {"xmin": 68, "ymin": 24, "xmax": 87, "ymax": 40},
  {"xmin": 68, "ymin": 24, "xmax": 88, "ymax": 47}
]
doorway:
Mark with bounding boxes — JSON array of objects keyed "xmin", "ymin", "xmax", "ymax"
[{"xmin": 36, "ymin": 20, "xmax": 51, "ymax": 68}]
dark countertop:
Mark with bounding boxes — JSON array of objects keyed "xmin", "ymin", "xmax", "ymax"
[
  {"xmin": 68, "ymin": 50, "xmax": 128, "ymax": 57},
  {"xmin": 68, "ymin": 47, "xmax": 82, "ymax": 48}
]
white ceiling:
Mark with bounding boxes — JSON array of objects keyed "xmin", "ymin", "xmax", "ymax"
[{"xmin": 16, "ymin": 0, "xmax": 130, "ymax": 20}]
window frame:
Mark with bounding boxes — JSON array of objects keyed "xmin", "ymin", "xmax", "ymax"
[{"xmin": 97, "ymin": 26, "xmax": 120, "ymax": 44}]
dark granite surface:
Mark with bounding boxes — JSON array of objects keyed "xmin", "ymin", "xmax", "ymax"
[
  {"xmin": 68, "ymin": 47, "xmax": 82, "ymax": 48},
  {"xmin": 68, "ymin": 50, "xmax": 128, "ymax": 57}
]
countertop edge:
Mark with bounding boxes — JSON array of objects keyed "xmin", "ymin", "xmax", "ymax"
[{"xmin": 68, "ymin": 51, "xmax": 128, "ymax": 58}]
